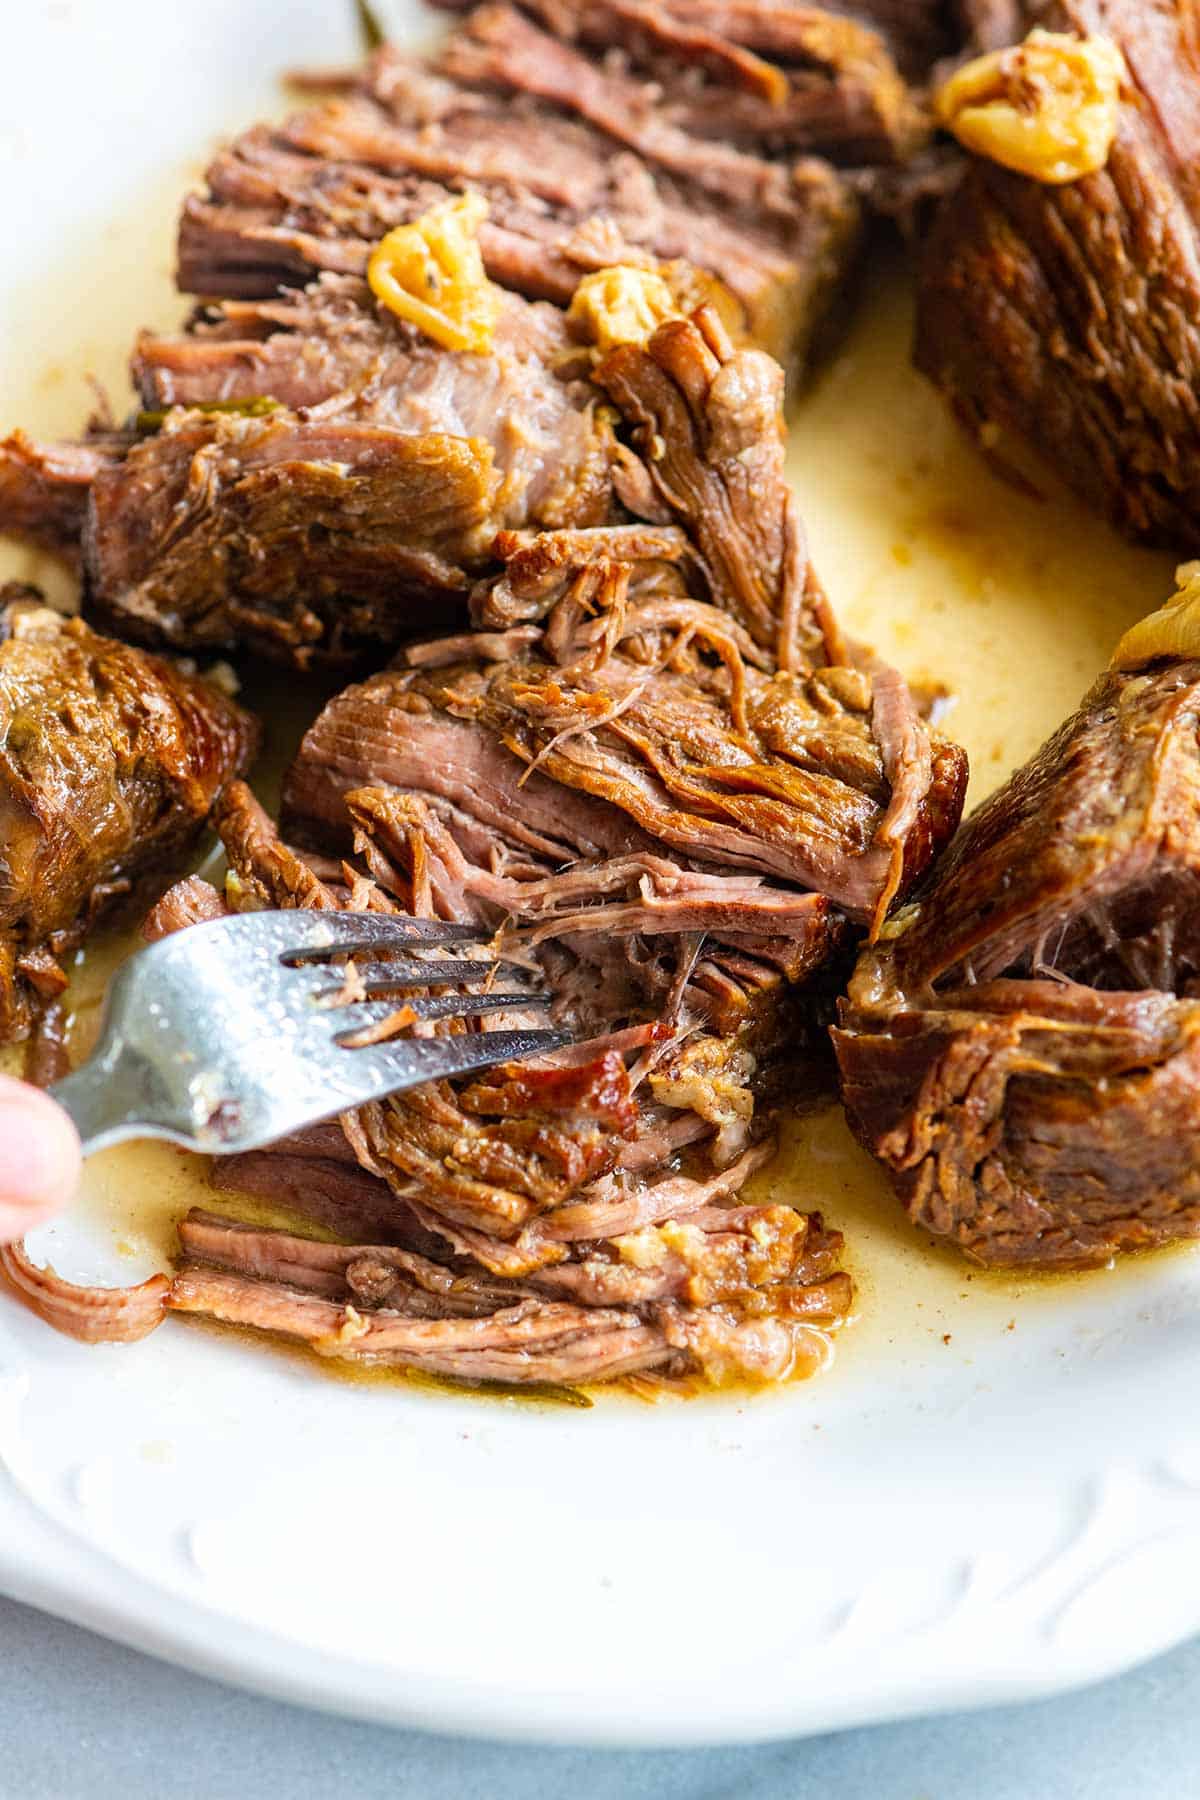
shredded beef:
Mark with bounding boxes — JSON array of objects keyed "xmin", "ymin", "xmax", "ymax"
[{"xmin": 145, "ymin": 317, "xmax": 963, "ymax": 1385}]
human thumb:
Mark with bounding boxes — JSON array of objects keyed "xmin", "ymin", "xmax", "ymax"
[{"xmin": 0, "ymin": 1074, "xmax": 82, "ymax": 1243}]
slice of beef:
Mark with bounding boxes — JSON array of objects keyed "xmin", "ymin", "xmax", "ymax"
[
  {"xmin": 0, "ymin": 589, "xmax": 258, "ymax": 1041},
  {"xmin": 834, "ymin": 609, "xmax": 1200, "ymax": 1267},
  {"xmin": 88, "ymin": 301, "xmax": 854, "ymax": 667},
  {"xmin": 437, "ymin": 3, "xmax": 838, "ymax": 210},
  {"xmin": 430, "ymin": 0, "xmax": 930, "ymax": 158},
  {"xmin": 915, "ymin": 1, "xmax": 1200, "ymax": 551},
  {"xmin": 405, "ymin": 20, "xmax": 862, "ymax": 375},
  {"xmin": 83, "ymin": 286, "xmax": 612, "ymax": 662},
  {"xmin": 83, "ymin": 410, "xmax": 496, "ymax": 660},
  {"xmin": 177, "ymin": 44, "xmax": 859, "ymax": 377}
]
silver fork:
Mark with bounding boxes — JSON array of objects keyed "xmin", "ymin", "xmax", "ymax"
[{"xmin": 50, "ymin": 911, "xmax": 568, "ymax": 1156}]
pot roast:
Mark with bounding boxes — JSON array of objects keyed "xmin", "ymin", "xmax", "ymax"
[{"xmin": 0, "ymin": 0, "xmax": 967, "ymax": 660}]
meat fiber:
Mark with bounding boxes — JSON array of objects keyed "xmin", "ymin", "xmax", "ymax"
[
  {"xmin": 0, "ymin": 588, "xmax": 258, "ymax": 1041},
  {"xmin": 835, "ymin": 576, "xmax": 1200, "ymax": 1267},
  {"xmin": 915, "ymin": 0, "xmax": 1200, "ymax": 551}
]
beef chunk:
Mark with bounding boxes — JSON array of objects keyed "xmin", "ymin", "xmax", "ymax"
[
  {"xmin": 835, "ymin": 588, "xmax": 1200, "ymax": 1267},
  {"xmin": 91, "ymin": 295, "xmax": 868, "ymax": 668},
  {"xmin": 160, "ymin": 698, "xmax": 859, "ymax": 1388},
  {"xmin": 915, "ymin": 0, "xmax": 1200, "ymax": 551},
  {"xmin": 158, "ymin": 530, "xmax": 926, "ymax": 1384},
  {"xmin": 430, "ymin": 0, "xmax": 931, "ymax": 157},
  {"xmin": 0, "ymin": 589, "xmax": 258, "ymax": 1041},
  {"xmin": 0, "ymin": 432, "xmax": 125, "ymax": 564},
  {"xmin": 84, "ymin": 284, "xmax": 611, "ymax": 662},
  {"xmin": 2, "ymin": 3, "xmax": 871, "ymax": 637}
]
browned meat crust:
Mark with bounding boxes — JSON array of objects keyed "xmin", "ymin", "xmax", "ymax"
[
  {"xmin": 915, "ymin": 0, "xmax": 1200, "ymax": 550},
  {"xmin": 0, "ymin": 589, "xmax": 258, "ymax": 1041},
  {"xmin": 834, "ymin": 647, "xmax": 1200, "ymax": 1268}
]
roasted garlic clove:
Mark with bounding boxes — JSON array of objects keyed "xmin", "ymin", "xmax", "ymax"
[
  {"xmin": 935, "ymin": 29, "xmax": 1125, "ymax": 185},
  {"xmin": 1112, "ymin": 564, "xmax": 1200, "ymax": 670},
  {"xmin": 566, "ymin": 265, "xmax": 683, "ymax": 353},
  {"xmin": 367, "ymin": 192, "xmax": 501, "ymax": 353}
]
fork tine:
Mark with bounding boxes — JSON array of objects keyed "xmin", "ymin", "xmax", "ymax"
[
  {"xmin": 348, "ymin": 1027, "xmax": 571, "ymax": 1093},
  {"xmin": 333, "ymin": 992, "xmax": 551, "ymax": 1038},
  {"xmin": 276, "ymin": 911, "xmax": 484, "ymax": 963},
  {"xmin": 313, "ymin": 958, "xmax": 519, "ymax": 994}
]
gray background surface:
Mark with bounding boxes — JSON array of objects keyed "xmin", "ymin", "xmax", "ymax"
[{"xmin": 2, "ymin": 1596, "xmax": 1194, "ymax": 1799}]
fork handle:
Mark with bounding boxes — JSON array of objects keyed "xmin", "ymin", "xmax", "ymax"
[{"xmin": 50, "ymin": 1051, "xmax": 188, "ymax": 1157}]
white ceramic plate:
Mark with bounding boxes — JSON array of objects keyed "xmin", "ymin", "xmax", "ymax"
[{"xmin": 4, "ymin": 0, "xmax": 1200, "ymax": 1748}]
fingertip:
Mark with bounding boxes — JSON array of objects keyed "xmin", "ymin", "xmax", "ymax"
[{"xmin": 0, "ymin": 1074, "xmax": 82, "ymax": 1236}]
